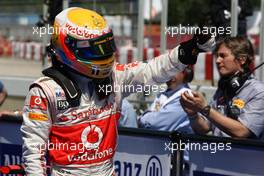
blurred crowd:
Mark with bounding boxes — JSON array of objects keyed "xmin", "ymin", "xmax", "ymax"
[{"xmin": 0, "ymin": 35, "xmax": 12, "ymax": 57}]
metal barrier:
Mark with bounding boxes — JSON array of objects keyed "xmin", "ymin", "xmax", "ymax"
[
  {"xmin": 174, "ymin": 133, "xmax": 264, "ymax": 176},
  {"xmin": 1, "ymin": 116, "xmax": 264, "ymax": 176}
]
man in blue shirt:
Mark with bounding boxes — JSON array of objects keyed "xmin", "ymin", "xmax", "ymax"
[
  {"xmin": 138, "ymin": 67, "xmax": 194, "ymax": 133},
  {"xmin": 119, "ymin": 99, "xmax": 138, "ymax": 128}
]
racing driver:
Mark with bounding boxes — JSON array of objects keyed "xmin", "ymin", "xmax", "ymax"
[{"xmin": 21, "ymin": 7, "xmax": 215, "ymax": 176}]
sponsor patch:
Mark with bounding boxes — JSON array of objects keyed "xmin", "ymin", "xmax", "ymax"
[
  {"xmin": 55, "ymin": 89, "xmax": 65, "ymax": 98},
  {"xmin": 115, "ymin": 61, "xmax": 139, "ymax": 71},
  {"xmin": 30, "ymin": 96, "xmax": 47, "ymax": 110},
  {"xmin": 57, "ymin": 100, "xmax": 70, "ymax": 110},
  {"xmin": 29, "ymin": 112, "xmax": 48, "ymax": 121},
  {"xmin": 232, "ymin": 99, "xmax": 245, "ymax": 109}
]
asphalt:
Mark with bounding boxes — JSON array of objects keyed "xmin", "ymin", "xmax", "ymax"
[{"xmin": 0, "ymin": 57, "xmax": 43, "ymax": 77}]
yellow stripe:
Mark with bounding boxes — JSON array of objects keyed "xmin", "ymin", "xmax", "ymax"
[
  {"xmin": 98, "ymin": 45, "xmax": 105, "ymax": 55},
  {"xmin": 29, "ymin": 112, "xmax": 48, "ymax": 121}
]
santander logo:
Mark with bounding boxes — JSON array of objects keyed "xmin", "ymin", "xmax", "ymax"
[{"xmin": 81, "ymin": 125, "xmax": 103, "ymax": 149}]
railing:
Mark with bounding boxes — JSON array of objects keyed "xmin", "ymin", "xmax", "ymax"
[{"xmin": 1, "ymin": 116, "xmax": 264, "ymax": 176}]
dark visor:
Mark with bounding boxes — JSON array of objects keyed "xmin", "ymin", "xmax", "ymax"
[{"xmin": 66, "ymin": 31, "xmax": 117, "ymax": 60}]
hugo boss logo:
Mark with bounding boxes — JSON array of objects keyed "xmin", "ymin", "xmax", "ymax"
[{"xmin": 57, "ymin": 100, "xmax": 70, "ymax": 110}]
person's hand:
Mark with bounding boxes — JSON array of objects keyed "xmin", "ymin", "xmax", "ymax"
[
  {"xmin": 195, "ymin": 34, "xmax": 216, "ymax": 52},
  {"xmin": 0, "ymin": 110, "xmax": 10, "ymax": 118},
  {"xmin": 181, "ymin": 103, "xmax": 197, "ymax": 117},
  {"xmin": 180, "ymin": 91, "xmax": 207, "ymax": 114},
  {"xmin": 178, "ymin": 33, "xmax": 215, "ymax": 65}
]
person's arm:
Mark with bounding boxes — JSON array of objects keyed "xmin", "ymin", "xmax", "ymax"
[
  {"xmin": 0, "ymin": 88, "xmax": 7, "ymax": 106},
  {"xmin": 188, "ymin": 114, "xmax": 211, "ymax": 135},
  {"xmin": 114, "ymin": 36, "xmax": 215, "ymax": 97},
  {"xmin": 138, "ymin": 111, "xmax": 163, "ymax": 129},
  {"xmin": 194, "ymin": 108, "xmax": 252, "ymax": 138},
  {"xmin": 206, "ymin": 108, "xmax": 252, "ymax": 137},
  {"xmin": 0, "ymin": 110, "xmax": 22, "ymax": 118},
  {"xmin": 181, "ymin": 91, "xmax": 253, "ymax": 138},
  {"xmin": 21, "ymin": 87, "xmax": 52, "ymax": 175},
  {"xmin": 180, "ymin": 92, "xmax": 211, "ymax": 134}
]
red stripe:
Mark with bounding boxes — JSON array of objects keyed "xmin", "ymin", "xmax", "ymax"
[
  {"xmin": 127, "ymin": 49, "xmax": 133, "ymax": 63},
  {"xmin": 205, "ymin": 53, "xmax": 213, "ymax": 80},
  {"xmin": 115, "ymin": 50, "xmax": 120, "ymax": 62},
  {"xmin": 31, "ymin": 45, "xmax": 35, "ymax": 60},
  {"xmin": 40, "ymin": 46, "xmax": 43, "ymax": 61},
  {"xmin": 153, "ymin": 49, "xmax": 160, "ymax": 57},
  {"xmin": 143, "ymin": 48, "xmax": 147, "ymax": 61},
  {"xmin": 23, "ymin": 43, "xmax": 26, "ymax": 59},
  {"xmin": 249, "ymin": 56, "xmax": 255, "ymax": 73}
]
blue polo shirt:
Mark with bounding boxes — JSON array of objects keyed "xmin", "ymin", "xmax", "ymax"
[{"xmin": 138, "ymin": 84, "xmax": 193, "ymax": 133}]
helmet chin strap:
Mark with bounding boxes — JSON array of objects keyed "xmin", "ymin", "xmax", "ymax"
[{"xmin": 42, "ymin": 66, "xmax": 82, "ymax": 107}]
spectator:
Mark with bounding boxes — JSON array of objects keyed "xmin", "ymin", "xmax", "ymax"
[
  {"xmin": 119, "ymin": 99, "xmax": 138, "ymax": 128},
  {"xmin": 138, "ymin": 67, "xmax": 194, "ymax": 133},
  {"xmin": 0, "ymin": 80, "xmax": 7, "ymax": 106},
  {"xmin": 181, "ymin": 36, "xmax": 264, "ymax": 140}
]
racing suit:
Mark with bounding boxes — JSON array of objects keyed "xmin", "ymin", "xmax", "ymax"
[{"xmin": 21, "ymin": 46, "xmax": 186, "ymax": 176}]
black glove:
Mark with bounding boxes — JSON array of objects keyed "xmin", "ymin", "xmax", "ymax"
[
  {"xmin": 194, "ymin": 33, "xmax": 212, "ymax": 46},
  {"xmin": 178, "ymin": 34, "xmax": 215, "ymax": 65},
  {"xmin": 178, "ymin": 37, "xmax": 199, "ymax": 65}
]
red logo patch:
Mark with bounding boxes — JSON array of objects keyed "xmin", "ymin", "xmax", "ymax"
[
  {"xmin": 87, "ymin": 128, "xmax": 99, "ymax": 143},
  {"xmin": 30, "ymin": 96, "xmax": 47, "ymax": 110},
  {"xmin": 116, "ymin": 61, "xmax": 139, "ymax": 71},
  {"xmin": 58, "ymin": 116, "xmax": 69, "ymax": 122}
]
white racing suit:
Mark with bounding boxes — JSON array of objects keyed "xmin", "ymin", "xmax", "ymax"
[{"xmin": 21, "ymin": 46, "xmax": 186, "ymax": 176}]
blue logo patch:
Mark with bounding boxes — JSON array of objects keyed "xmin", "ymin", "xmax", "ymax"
[
  {"xmin": 146, "ymin": 155, "xmax": 162, "ymax": 176},
  {"xmin": 55, "ymin": 89, "xmax": 65, "ymax": 98}
]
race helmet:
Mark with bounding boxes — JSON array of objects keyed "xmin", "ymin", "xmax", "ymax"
[{"xmin": 51, "ymin": 7, "xmax": 116, "ymax": 79}]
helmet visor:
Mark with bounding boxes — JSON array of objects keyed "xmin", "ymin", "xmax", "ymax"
[{"xmin": 66, "ymin": 31, "xmax": 117, "ymax": 61}]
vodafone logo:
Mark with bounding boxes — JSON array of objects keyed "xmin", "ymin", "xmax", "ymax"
[
  {"xmin": 30, "ymin": 96, "xmax": 47, "ymax": 110},
  {"xmin": 34, "ymin": 97, "xmax": 42, "ymax": 105},
  {"xmin": 81, "ymin": 125, "xmax": 103, "ymax": 149}
]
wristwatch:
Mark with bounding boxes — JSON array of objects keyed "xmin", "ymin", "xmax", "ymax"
[{"xmin": 200, "ymin": 105, "xmax": 211, "ymax": 117}]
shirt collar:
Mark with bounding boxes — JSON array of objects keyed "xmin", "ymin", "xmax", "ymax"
[{"xmin": 162, "ymin": 83, "xmax": 188, "ymax": 97}]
